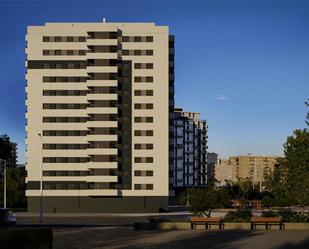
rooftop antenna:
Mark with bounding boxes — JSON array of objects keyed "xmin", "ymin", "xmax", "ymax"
[{"xmin": 103, "ymin": 18, "xmax": 107, "ymax": 23}]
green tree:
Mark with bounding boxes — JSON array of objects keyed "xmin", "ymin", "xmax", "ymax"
[
  {"xmin": 0, "ymin": 167, "xmax": 27, "ymax": 209},
  {"xmin": 0, "ymin": 134, "xmax": 13, "ymax": 161},
  {"xmin": 264, "ymin": 159, "xmax": 291, "ymax": 206},
  {"xmin": 284, "ymin": 128, "xmax": 309, "ymax": 207},
  {"xmin": 0, "ymin": 135, "xmax": 26, "ymax": 209},
  {"xmin": 265, "ymin": 100, "xmax": 309, "ymax": 207},
  {"xmin": 305, "ymin": 99, "xmax": 309, "ymax": 126},
  {"xmin": 181, "ymin": 187, "xmax": 229, "ymax": 217}
]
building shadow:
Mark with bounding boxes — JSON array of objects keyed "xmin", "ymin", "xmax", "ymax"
[
  {"xmin": 273, "ymin": 238, "xmax": 309, "ymax": 249},
  {"xmin": 85, "ymin": 229, "xmax": 260, "ymax": 249}
]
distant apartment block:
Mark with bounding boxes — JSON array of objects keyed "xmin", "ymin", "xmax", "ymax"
[
  {"xmin": 25, "ymin": 21, "xmax": 174, "ymax": 213},
  {"xmin": 207, "ymin": 152, "xmax": 217, "ymax": 184},
  {"xmin": 215, "ymin": 159, "xmax": 232, "ymax": 186},
  {"xmin": 173, "ymin": 108, "xmax": 208, "ymax": 188},
  {"xmin": 229, "ymin": 155, "xmax": 280, "ymax": 183},
  {"xmin": 6, "ymin": 142, "xmax": 17, "ymax": 168}
]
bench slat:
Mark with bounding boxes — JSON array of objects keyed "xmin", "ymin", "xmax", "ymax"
[
  {"xmin": 191, "ymin": 217, "xmax": 222, "ymax": 222},
  {"xmin": 251, "ymin": 217, "xmax": 281, "ymax": 223}
]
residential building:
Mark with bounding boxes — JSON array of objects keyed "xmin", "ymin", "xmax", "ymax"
[
  {"xmin": 6, "ymin": 142, "xmax": 17, "ymax": 168},
  {"xmin": 173, "ymin": 108, "xmax": 208, "ymax": 189},
  {"xmin": 25, "ymin": 21, "xmax": 174, "ymax": 213},
  {"xmin": 207, "ymin": 152, "xmax": 217, "ymax": 184},
  {"xmin": 214, "ymin": 159, "xmax": 232, "ymax": 186},
  {"xmin": 229, "ymin": 155, "xmax": 280, "ymax": 184}
]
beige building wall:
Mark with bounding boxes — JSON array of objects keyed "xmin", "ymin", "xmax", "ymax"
[
  {"xmin": 229, "ymin": 155, "xmax": 280, "ymax": 183},
  {"xmin": 215, "ymin": 159, "xmax": 232, "ymax": 186},
  {"xmin": 25, "ymin": 22, "xmax": 172, "ymax": 212}
]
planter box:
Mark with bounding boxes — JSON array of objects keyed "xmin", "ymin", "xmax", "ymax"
[{"xmin": 133, "ymin": 222, "xmax": 309, "ymax": 231}]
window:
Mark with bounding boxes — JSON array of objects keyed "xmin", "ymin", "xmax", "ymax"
[
  {"xmin": 134, "ymin": 157, "xmax": 153, "ymax": 163},
  {"xmin": 134, "ymin": 171, "xmax": 142, "ymax": 176},
  {"xmin": 134, "ymin": 63, "xmax": 142, "ymax": 69},
  {"xmin": 134, "ymin": 184, "xmax": 153, "ymax": 190},
  {"xmin": 134, "ymin": 90, "xmax": 153, "ymax": 96},
  {"xmin": 134, "ymin": 184, "xmax": 142, "ymax": 190},
  {"xmin": 134, "ymin": 50, "xmax": 142, "ymax": 56},
  {"xmin": 134, "ymin": 170, "xmax": 153, "ymax": 176},
  {"xmin": 134, "ymin": 63, "xmax": 153, "ymax": 69},
  {"xmin": 146, "ymin": 184, "xmax": 153, "ymax": 190},
  {"xmin": 55, "ymin": 50, "xmax": 61, "ymax": 55},
  {"xmin": 146, "ymin": 63, "xmax": 153, "ymax": 69},
  {"xmin": 146, "ymin": 171, "xmax": 153, "ymax": 176},
  {"xmin": 146, "ymin": 36, "xmax": 153, "ymax": 42},
  {"xmin": 79, "ymin": 36, "xmax": 86, "ymax": 42},
  {"xmin": 134, "ymin": 144, "xmax": 153, "ymax": 150},
  {"xmin": 146, "ymin": 50, "xmax": 153, "ymax": 56},
  {"xmin": 134, "ymin": 117, "xmax": 153, "ymax": 123},
  {"xmin": 134, "ymin": 36, "xmax": 142, "ymax": 42},
  {"xmin": 122, "ymin": 50, "xmax": 129, "ymax": 56},
  {"xmin": 134, "ymin": 130, "xmax": 153, "ymax": 136},
  {"xmin": 122, "ymin": 36, "xmax": 129, "ymax": 42},
  {"xmin": 55, "ymin": 36, "xmax": 62, "ymax": 42},
  {"xmin": 134, "ymin": 103, "xmax": 153, "ymax": 110},
  {"xmin": 43, "ymin": 36, "xmax": 50, "ymax": 42},
  {"xmin": 79, "ymin": 50, "xmax": 86, "ymax": 55},
  {"xmin": 146, "ymin": 76, "xmax": 153, "ymax": 82},
  {"xmin": 43, "ymin": 50, "xmax": 50, "ymax": 56}
]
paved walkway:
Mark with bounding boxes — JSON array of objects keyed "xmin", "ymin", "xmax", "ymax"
[{"xmin": 53, "ymin": 227, "xmax": 309, "ymax": 249}]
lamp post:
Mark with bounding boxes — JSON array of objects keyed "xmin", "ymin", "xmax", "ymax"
[
  {"xmin": 38, "ymin": 133, "xmax": 43, "ymax": 223},
  {"xmin": 0, "ymin": 159, "xmax": 7, "ymax": 208},
  {"xmin": 4, "ymin": 160, "xmax": 6, "ymax": 208}
]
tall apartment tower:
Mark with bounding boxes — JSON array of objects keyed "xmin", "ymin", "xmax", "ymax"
[
  {"xmin": 173, "ymin": 108, "xmax": 208, "ymax": 189},
  {"xmin": 25, "ymin": 21, "xmax": 174, "ymax": 213}
]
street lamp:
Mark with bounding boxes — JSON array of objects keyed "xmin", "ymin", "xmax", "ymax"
[
  {"xmin": 0, "ymin": 159, "xmax": 7, "ymax": 208},
  {"xmin": 4, "ymin": 160, "xmax": 6, "ymax": 208},
  {"xmin": 38, "ymin": 133, "xmax": 43, "ymax": 223}
]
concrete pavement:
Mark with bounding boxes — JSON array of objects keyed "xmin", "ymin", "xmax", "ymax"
[{"xmin": 53, "ymin": 227, "xmax": 309, "ymax": 249}]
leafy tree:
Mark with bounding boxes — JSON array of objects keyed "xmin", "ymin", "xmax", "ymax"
[
  {"xmin": 264, "ymin": 159, "xmax": 291, "ymax": 206},
  {"xmin": 284, "ymin": 128, "xmax": 309, "ymax": 207},
  {"xmin": 224, "ymin": 209, "xmax": 252, "ymax": 222},
  {"xmin": 0, "ymin": 167, "xmax": 27, "ymax": 209},
  {"xmin": 264, "ymin": 100, "xmax": 309, "ymax": 208},
  {"xmin": 0, "ymin": 134, "xmax": 13, "ymax": 161},
  {"xmin": 261, "ymin": 195, "xmax": 274, "ymax": 208},
  {"xmin": 0, "ymin": 135, "xmax": 26, "ymax": 209},
  {"xmin": 181, "ymin": 187, "xmax": 229, "ymax": 217},
  {"xmin": 305, "ymin": 99, "xmax": 309, "ymax": 126}
]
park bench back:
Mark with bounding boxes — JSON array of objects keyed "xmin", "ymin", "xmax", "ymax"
[
  {"xmin": 250, "ymin": 217, "xmax": 282, "ymax": 223},
  {"xmin": 191, "ymin": 217, "xmax": 222, "ymax": 222}
]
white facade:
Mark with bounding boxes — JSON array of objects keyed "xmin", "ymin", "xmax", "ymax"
[{"xmin": 25, "ymin": 21, "xmax": 174, "ymax": 212}]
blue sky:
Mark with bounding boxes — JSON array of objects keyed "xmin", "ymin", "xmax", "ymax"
[{"xmin": 0, "ymin": 1, "xmax": 308, "ymax": 163}]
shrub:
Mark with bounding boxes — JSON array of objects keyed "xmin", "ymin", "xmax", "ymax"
[
  {"xmin": 261, "ymin": 196, "xmax": 274, "ymax": 208},
  {"xmin": 224, "ymin": 209, "xmax": 252, "ymax": 222},
  {"xmin": 148, "ymin": 217, "xmax": 171, "ymax": 223},
  {"xmin": 261, "ymin": 211, "xmax": 279, "ymax": 217},
  {"xmin": 278, "ymin": 210, "xmax": 309, "ymax": 223}
]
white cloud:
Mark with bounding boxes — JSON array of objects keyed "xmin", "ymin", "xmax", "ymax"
[{"xmin": 215, "ymin": 94, "xmax": 228, "ymax": 101}]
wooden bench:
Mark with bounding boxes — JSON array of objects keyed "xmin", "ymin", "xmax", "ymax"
[
  {"xmin": 250, "ymin": 217, "xmax": 284, "ymax": 230},
  {"xmin": 191, "ymin": 217, "xmax": 224, "ymax": 230}
]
